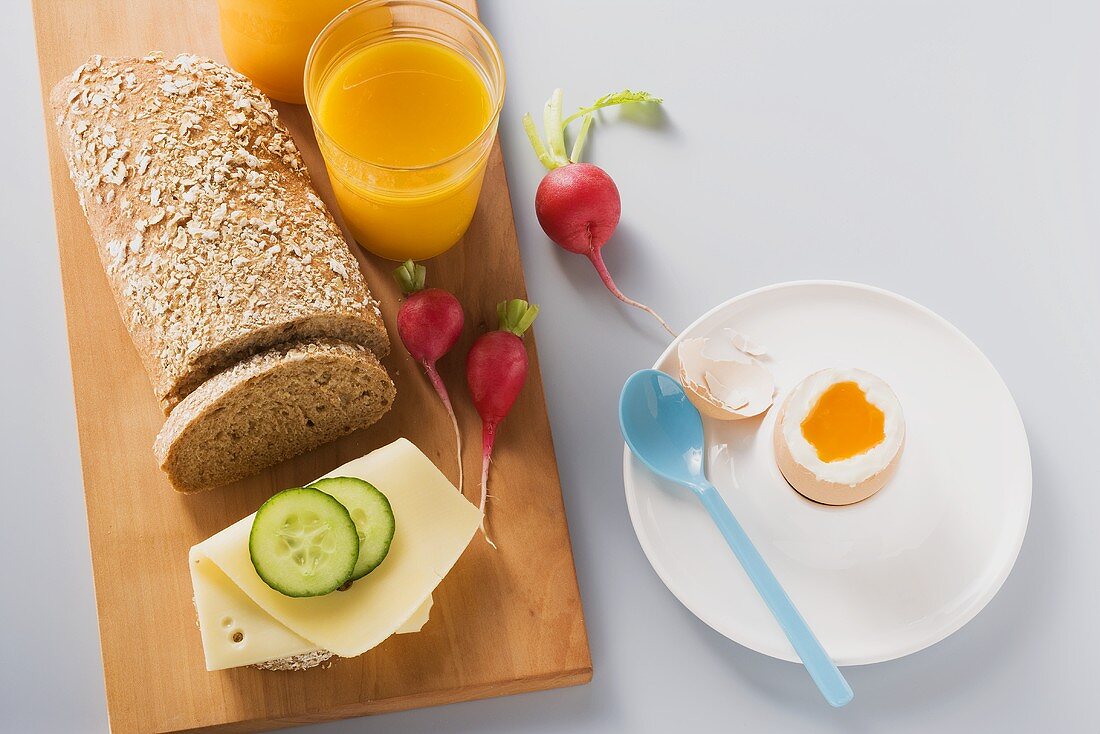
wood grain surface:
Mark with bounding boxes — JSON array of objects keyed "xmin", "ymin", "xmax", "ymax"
[{"xmin": 31, "ymin": 1, "xmax": 591, "ymax": 731}]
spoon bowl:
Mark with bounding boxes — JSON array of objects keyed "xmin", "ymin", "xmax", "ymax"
[{"xmin": 620, "ymin": 369, "xmax": 706, "ymax": 485}]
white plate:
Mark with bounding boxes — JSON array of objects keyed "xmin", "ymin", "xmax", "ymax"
[{"xmin": 623, "ymin": 281, "xmax": 1031, "ymax": 666}]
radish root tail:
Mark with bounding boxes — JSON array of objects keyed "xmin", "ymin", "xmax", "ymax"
[
  {"xmin": 479, "ymin": 422, "xmax": 498, "ymax": 549},
  {"xmin": 587, "ymin": 250, "xmax": 678, "ymax": 337},
  {"xmin": 423, "ymin": 362, "xmax": 463, "ymax": 496}
]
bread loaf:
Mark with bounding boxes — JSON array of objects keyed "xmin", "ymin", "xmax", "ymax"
[
  {"xmin": 51, "ymin": 53, "xmax": 388, "ymax": 412},
  {"xmin": 154, "ymin": 339, "xmax": 395, "ymax": 493}
]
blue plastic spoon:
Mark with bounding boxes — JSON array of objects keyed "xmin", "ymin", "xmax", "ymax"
[{"xmin": 619, "ymin": 369, "xmax": 854, "ymax": 708}]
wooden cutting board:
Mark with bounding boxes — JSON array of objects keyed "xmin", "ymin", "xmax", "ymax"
[{"xmin": 31, "ymin": 1, "xmax": 591, "ymax": 732}]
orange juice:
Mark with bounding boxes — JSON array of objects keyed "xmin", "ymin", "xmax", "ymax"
[
  {"xmin": 216, "ymin": 0, "xmax": 359, "ymax": 104},
  {"xmin": 316, "ymin": 39, "xmax": 492, "ymax": 259},
  {"xmin": 318, "ymin": 41, "xmax": 491, "ymax": 169},
  {"xmin": 305, "ymin": 0, "xmax": 505, "ymax": 261}
]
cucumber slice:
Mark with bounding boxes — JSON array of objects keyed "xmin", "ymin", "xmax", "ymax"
[
  {"xmin": 249, "ymin": 487, "xmax": 359, "ymax": 597},
  {"xmin": 308, "ymin": 477, "xmax": 396, "ymax": 580}
]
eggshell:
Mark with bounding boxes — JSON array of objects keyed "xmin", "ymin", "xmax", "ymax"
[
  {"xmin": 678, "ymin": 335, "xmax": 775, "ymax": 421},
  {"xmin": 724, "ymin": 329, "xmax": 768, "ymax": 357},
  {"xmin": 772, "ymin": 376, "xmax": 905, "ymax": 506}
]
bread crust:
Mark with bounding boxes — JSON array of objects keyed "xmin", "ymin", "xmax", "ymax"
[{"xmin": 51, "ymin": 53, "xmax": 388, "ymax": 412}]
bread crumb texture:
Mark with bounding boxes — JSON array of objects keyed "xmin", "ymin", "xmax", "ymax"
[
  {"xmin": 51, "ymin": 53, "xmax": 387, "ymax": 411},
  {"xmin": 154, "ymin": 339, "xmax": 396, "ymax": 493},
  {"xmin": 254, "ymin": 650, "xmax": 336, "ymax": 672}
]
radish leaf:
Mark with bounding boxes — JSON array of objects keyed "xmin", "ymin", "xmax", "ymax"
[{"xmin": 561, "ymin": 90, "xmax": 663, "ymax": 126}]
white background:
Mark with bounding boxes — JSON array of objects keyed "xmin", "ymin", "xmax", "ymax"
[{"xmin": 2, "ymin": 1, "xmax": 1096, "ymax": 731}]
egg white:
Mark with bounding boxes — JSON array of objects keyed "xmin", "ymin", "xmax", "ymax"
[{"xmin": 780, "ymin": 368, "xmax": 904, "ymax": 486}]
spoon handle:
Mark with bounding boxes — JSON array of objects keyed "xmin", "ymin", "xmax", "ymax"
[{"xmin": 695, "ymin": 482, "xmax": 853, "ymax": 708}]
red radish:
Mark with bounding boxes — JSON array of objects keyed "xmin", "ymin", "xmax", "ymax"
[
  {"xmin": 393, "ymin": 260, "xmax": 465, "ymax": 493},
  {"xmin": 466, "ymin": 299, "xmax": 539, "ymax": 546},
  {"xmin": 522, "ymin": 88, "xmax": 676, "ymax": 337}
]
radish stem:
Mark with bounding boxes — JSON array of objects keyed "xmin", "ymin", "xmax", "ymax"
[
  {"xmin": 586, "ymin": 250, "xmax": 678, "ymax": 337},
  {"xmin": 423, "ymin": 362, "xmax": 463, "ymax": 496},
  {"xmin": 522, "ymin": 112, "xmax": 556, "ymax": 170},
  {"xmin": 393, "ymin": 259, "xmax": 426, "ymax": 293},
  {"xmin": 544, "ymin": 88, "xmax": 568, "ymax": 167},
  {"xmin": 497, "ymin": 299, "xmax": 540, "ymax": 336},
  {"xmin": 569, "ymin": 114, "xmax": 594, "ymax": 163}
]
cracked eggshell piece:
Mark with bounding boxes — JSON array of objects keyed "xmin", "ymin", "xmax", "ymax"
[
  {"xmin": 773, "ymin": 368, "xmax": 905, "ymax": 506},
  {"xmin": 724, "ymin": 329, "xmax": 768, "ymax": 357},
  {"xmin": 678, "ymin": 336, "xmax": 775, "ymax": 421}
]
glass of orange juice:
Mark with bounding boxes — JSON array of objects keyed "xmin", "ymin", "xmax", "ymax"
[
  {"xmin": 304, "ymin": 0, "xmax": 506, "ymax": 261},
  {"xmin": 216, "ymin": 0, "xmax": 361, "ymax": 104}
]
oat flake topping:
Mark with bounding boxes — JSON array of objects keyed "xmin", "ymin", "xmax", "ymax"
[{"xmin": 51, "ymin": 53, "xmax": 387, "ymax": 410}]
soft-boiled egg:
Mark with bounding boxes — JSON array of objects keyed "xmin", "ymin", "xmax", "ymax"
[
  {"xmin": 678, "ymin": 329, "xmax": 775, "ymax": 421},
  {"xmin": 773, "ymin": 368, "xmax": 904, "ymax": 505}
]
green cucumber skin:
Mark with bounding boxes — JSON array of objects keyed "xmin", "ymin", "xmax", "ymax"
[
  {"xmin": 249, "ymin": 487, "xmax": 360, "ymax": 598},
  {"xmin": 308, "ymin": 477, "xmax": 396, "ymax": 581}
]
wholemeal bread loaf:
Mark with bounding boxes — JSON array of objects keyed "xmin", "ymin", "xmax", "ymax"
[
  {"xmin": 51, "ymin": 53, "xmax": 388, "ymax": 412},
  {"xmin": 154, "ymin": 339, "xmax": 395, "ymax": 493}
]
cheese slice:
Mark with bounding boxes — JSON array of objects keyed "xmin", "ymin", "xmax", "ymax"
[
  {"xmin": 190, "ymin": 558, "xmax": 434, "ymax": 671},
  {"xmin": 190, "ymin": 438, "xmax": 480, "ymax": 670},
  {"xmin": 192, "ymin": 555, "xmax": 315, "ymax": 669}
]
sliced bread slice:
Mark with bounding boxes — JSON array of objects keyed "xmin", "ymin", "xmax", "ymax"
[{"xmin": 154, "ymin": 339, "xmax": 395, "ymax": 493}]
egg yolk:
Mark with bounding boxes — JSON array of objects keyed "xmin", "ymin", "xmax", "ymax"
[{"xmin": 800, "ymin": 381, "xmax": 885, "ymax": 462}]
